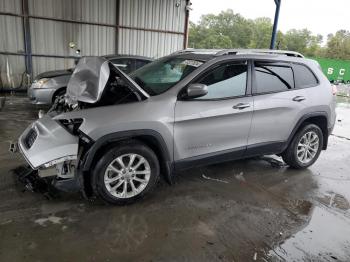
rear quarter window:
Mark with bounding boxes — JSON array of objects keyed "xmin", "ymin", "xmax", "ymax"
[{"xmin": 293, "ymin": 63, "xmax": 318, "ymax": 88}]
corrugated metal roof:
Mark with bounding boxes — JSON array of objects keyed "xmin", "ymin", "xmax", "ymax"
[
  {"xmin": 0, "ymin": 0, "xmax": 187, "ymax": 88},
  {"xmin": 119, "ymin": 0, "xmax": 186, "ymax": 33},
  {"xmin": 118, "ymin": 28, "xmax": 183, "ymax": 58},
  {"xmin": 32, "ymin": 56, "xmax": 75, "ymax": 76},
  {"xmin": 0, "ymin": 0, "xmax": 22, "ymax": 14},
  {"xmin": 0, "ymin": 15, "xmax": 24, "ymax": 53},
  {"xmin": 30, "ymin": 19, "xmax": 116, "ymax": 57},
  {"xmin": 0, "ymin": 55, "xmax": 26, "ymax": 89},
  {"xmin": 29, "ymin": 0, "xmax": 117, "ymax": 24},
  {"xmin": 118, "ymin": 0, "xmax": 186, "ymax": 58}
]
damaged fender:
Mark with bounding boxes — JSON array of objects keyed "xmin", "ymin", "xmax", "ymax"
[{"xmin": 18, "ymin": 115, "xmax": 79, "ymax": 169}]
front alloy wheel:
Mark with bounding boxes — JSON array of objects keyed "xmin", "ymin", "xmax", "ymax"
[
  {"xmin": 104, "ymin": 154, "xmax": 151, "ymax": 198},
  {"xmin": 93, "ymin": 142, "xmax": 160, "ymax": 204}
]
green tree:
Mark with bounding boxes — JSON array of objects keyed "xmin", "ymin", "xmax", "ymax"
[
  {"xmin": 188, "ymin": 21, "xmax": 232, "ymax": 48},
  {"xmin": 248, "ymin": 17, "xmax": 273, "ymax": 49},
  {"xmin": 284, "ymin": 29, "xmax": 311, "ymax": 53},
  {"xmin": 188, "ymin": 9, "xmax": 252, "ymax": 49},
  {"xmin": 325, "ymin": 30, "xmax": 350, "ymax": 59},
  {"xmin": 275, "ymin": 29, "xmax": 323, "ymax": 57},
  {"xmin": 188, "ymin": 9, "xmax": 350, "ymax": 60}
]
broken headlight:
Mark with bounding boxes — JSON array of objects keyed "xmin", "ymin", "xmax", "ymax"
[{"xmin": 58, "ymin": 118, "xmax": 83, "ymax": 135}]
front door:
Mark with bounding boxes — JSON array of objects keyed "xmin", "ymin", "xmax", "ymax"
[{"xmin": 174, "ymin": 61, "xmax": 253, "ymax": 167}]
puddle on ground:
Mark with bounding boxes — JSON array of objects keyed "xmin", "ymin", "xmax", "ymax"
[
  {"xmin": 317, "ymin": 192, "xmax": 350, "ymax": 211},
  {"xmin": 268, "ymin": 206, "xmax": 350, "ymax": 261},
  {"xmin": 287, "ymin": 199, "xmax": 313, "ymax": 216}
]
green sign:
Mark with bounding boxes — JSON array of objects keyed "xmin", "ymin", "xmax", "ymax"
[{"xmin": 313, "ymin": 57, "xmax": 350, "ymax": 82}]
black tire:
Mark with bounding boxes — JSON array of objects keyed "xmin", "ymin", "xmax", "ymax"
[
  {"xmin": 92, "ymin": 141, "xmax": 160, "ymax": 205},
  {"xmin": 52, "ymin": 88, "xmax": 66, "ymax": 103},
  {"xmin": 282, "ymin": 123, "xmax": 323, "ymax": 169}
]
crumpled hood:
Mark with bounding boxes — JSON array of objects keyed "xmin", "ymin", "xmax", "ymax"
[
  {"xmin": 35, "ymin": 69, "xmax": 73, "ymax": 80},
  {"xmin": 66, "ymin": 57, "xmax": 110, "ymax": 104}
]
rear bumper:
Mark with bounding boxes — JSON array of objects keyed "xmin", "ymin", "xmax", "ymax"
[
  {"xmin": 18, "ymin": 115, "xmax": 79, "ymax": 169},
  {"xmin": 329, "ymin": 111, "xmax": 336, "ymax": 135}
]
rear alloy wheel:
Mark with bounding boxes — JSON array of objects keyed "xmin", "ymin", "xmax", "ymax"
[
  {"xmin": 282, "ymin": 124, "xmax": 323, "ymax": 169},
  {"xmin": 92, "ymin": 142, "xmax": 160, "ymax": 204},
  {"xmin": 296, "ymin": 131, "xmax": 320, "ymax": 164}
]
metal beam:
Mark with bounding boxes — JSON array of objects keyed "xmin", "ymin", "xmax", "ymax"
[
  {"xmin": 115, "ymin": 0, "xmax": 120, "ymax": 54},
  {"xmin": 270, "ymin": 0, "xmax": 281, "ymax": 49},
  {"xmin": 0, "ymin": 11, "xmax": 185, "ymax": 36},
  {"xmin": 21, "ymin": 0, "xmax": 33, "ymax": 77},
  {"xmin": 183, "ymin": 0, "xmax": 191, "ymax": 49},
  {"xmin": 0, "ymin": 51, "xmax": 80, "ymax": 60}
]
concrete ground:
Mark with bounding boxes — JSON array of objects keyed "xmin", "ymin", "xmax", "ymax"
[{"xmin": 0, "ymin": 95, "xmax": 349, "ymax": 262}]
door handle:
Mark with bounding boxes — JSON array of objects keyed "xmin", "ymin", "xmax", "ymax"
[
  {"xmin": 233, "ymin": 103, "xmax": 250, "ymax": 110},
  {"xmin": 292, "ymin": 96, "xmax": 306, "ymax": 102}
]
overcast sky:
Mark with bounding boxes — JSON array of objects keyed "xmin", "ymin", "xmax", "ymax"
[{"xmin": 190, "ymin": 0, "xmax": 349, "ymax": 39}]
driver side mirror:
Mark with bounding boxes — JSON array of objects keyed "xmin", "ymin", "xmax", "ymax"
[{"xmin": 186, "ymin": 83, "xmax": 208, "ymax": 99}]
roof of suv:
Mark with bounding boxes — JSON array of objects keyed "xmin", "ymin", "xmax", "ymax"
[{"xmin": 170, "ymin": 48, "xmax": 304, "ymax": 62}]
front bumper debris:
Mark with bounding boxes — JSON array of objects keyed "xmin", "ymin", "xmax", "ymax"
[
  {"xmin": 12, "ymin": 165, "xmax": 80, "ymax": 197},
  {"xmin": 9, "ymin": 142, "xmax": 18, "ymax": 153},
  {"xmin": 12, "ymin": 165, "xmax": 59, "ymax": 198}
]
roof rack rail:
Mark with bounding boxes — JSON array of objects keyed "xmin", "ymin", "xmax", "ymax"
[
  {"xmin": 214, "ymin": 49, "xmax": 304, "ymax": 58},
  {"xmin": 171, "ymin": 49, "xmax": 196, "ymax": 55},
  {"xmin": 170, "ymin": 49, "xmax": 223, "ymax": 56}
]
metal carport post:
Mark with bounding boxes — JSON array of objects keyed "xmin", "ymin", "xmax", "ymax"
[{"xmin": 270, "ymin": 0, "xmax": 281, "ymax": 49}]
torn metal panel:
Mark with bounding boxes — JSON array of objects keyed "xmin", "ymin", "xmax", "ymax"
[
  {"xmin": 66, "ymin": 56, "xmax": 110, "ymax": 104},
  {"xmin": 65, "ymin": 56, "xmax": 149, "ymax": 105}
]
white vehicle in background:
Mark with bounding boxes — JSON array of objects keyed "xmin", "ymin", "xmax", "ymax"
[{"xmin": 28, "ymin": 55, "xmax": 153, "ymax": 105}]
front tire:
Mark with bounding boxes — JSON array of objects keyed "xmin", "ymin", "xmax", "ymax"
[
  {"xmin": 92, "ymin": 142, "xmax": 160, "ymax": 205},
  {"xmin": 282, "ymin": 124, "xmax": 323, "ymax": 169},
  {"xmin": 52, "ymin": 88, "xmax": 66, "ymax": 104}
]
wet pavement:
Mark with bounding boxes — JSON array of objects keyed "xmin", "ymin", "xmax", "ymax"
[{"xmin": 0, "ymin": 95, "xmax": 350, "ymax": 262}]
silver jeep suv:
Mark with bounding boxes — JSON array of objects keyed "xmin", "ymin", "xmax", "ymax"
[{"xmin": 17, "ymin": 49, "xmax": 336, "ymax": 204}]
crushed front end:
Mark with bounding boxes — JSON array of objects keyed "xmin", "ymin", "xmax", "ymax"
[
  {"xmin": 14, "ymin": 56, "xmax": 147, "ymax": 197},
  {"xmin": 16, "ymin": 114, "xmax": 84, "ymax": 193}
]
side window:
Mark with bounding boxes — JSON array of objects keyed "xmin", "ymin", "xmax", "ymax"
[
  {"xmin": 195, "ymin": 63, "xmax": 247, "ymax": 100},
  {"xmin": 135, "ymin": 59, "xmax": 151, "ymax": 70},
  {"xmin": 254, "ymin": 62, "xmax": 294, "ymax": 94},
  {"xmin": 293, "ymin": 64, "xmax": 318, "ymax": 88},
  {"xmin": 110, "ymin": 59, "xmax": 133, "ymax": 74}
]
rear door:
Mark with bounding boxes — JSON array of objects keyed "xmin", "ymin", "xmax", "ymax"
[
  {"xmin": 247, "ymin": 60, "xmax": 308, "ymax": 154},
  {"xmin": 174, "ymin": 61, "xmax": 253, "ymax": 165}
]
